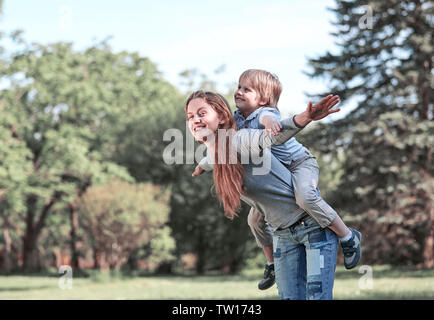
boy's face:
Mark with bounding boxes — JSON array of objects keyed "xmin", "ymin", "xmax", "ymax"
[{"xmin": 234, "ymin": 79, "xmax": 267, "ymax": 117}]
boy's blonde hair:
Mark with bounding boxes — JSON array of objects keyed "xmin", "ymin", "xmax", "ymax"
[{"xmin": 239, "ymin": 69, "xmax": 282, "ymax": 108}]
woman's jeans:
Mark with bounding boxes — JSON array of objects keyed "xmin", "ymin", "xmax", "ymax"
[{"xmin": 273, "ymin": 215, "xmax": 338, "ymax": 300}]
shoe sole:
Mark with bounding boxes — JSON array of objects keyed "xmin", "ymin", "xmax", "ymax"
[{"xmin": 258, "ymin": 279, "xmax": 275, "ymax": 290}]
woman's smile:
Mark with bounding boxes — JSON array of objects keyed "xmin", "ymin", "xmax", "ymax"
[
  {"xmin": 186, "ymin": 98, "xmax": 222, "ymax": 144},
  {"xmin": 193, "ymin": 124, "xmax": 206, "ymax": 132}
]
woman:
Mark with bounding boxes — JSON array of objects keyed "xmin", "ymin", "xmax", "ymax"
[{"xmin": 185, "ymin": 90, "xmax": 340, "ymax": 300}]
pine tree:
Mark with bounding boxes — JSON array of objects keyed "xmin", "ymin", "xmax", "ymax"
[{"xmin": 305, "ymin": 0, "xmax": 433, "ymax": 267}]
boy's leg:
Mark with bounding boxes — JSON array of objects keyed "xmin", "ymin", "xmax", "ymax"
[
  {"xmin": 247, "ymin": 207, "xmax": 275, "ymax": 290},
  {"xmin": 289, "ymin": 157, "xmax": 339, "ymax": 229},
  {"xmin": 289, "ymin": 156, "xmax": 361, "ymax": 269}
]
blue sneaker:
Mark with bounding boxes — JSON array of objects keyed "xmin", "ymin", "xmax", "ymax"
[{"xmin": 340, "ymin": 228, "xmax": 362, "ymax": 269}]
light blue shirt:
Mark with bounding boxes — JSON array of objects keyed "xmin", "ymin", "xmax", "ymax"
[{"xmin": 234, "ymin": 107, "xmax": 308, "ymax": 166}]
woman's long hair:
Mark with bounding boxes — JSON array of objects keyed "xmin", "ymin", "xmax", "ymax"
[{"xmin": 185, "ymin": 91, "xmax": 245, "ymax": 219}]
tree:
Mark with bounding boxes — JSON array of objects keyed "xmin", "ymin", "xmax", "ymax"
[
  {"xmin": 0, "ymin": 124, "xmax": 31, "ymax": 270},
  {"xmin": 304, "ymin": 0, "xmax": 433, "ymax": 267},
  {"xmin": 138, "ymin": 226, "xmax": 176, "ymax": 273},
  {"xmin": 0, "ymin": 35, "xmax": 182, "ymax": 270},
  {"xmin": 78, "ymin": 179, "xmax": 170, "ymax": 271}
]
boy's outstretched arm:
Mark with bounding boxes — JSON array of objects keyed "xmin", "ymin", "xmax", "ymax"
[{"xmin": 293, "ymin": 94, "xmax": 340, "ymax": 128}]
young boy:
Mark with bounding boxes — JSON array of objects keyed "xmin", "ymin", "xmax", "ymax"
[{"xmin": 192, "ymin": 69, "xmax": 362, "ymax": 290}]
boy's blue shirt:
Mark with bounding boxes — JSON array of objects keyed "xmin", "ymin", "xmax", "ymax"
[{"xmin": 234, "ymin": 107, "xmax": 308, "ymax": 165}]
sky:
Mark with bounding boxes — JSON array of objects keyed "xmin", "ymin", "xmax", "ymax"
[{"xmin": 1, "ymin": 0, "xmax": 344, "ymax": 118}]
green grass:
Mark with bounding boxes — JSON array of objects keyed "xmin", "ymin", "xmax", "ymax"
[{"xmin": 0, "ymin": 265, "xmax": 433, "ymax": 300}]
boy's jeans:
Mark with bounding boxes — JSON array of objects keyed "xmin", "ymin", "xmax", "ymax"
[{"xmin": 273, "ymin": 215, "xmax": 338, "ymax": 300}]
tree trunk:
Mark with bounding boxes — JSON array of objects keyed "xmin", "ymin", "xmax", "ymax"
[
  {"xmin": 68, "ymin": 203, "xmax": 80, "ymax": 270},
  {"xmin": 423, "ymin": 234, "xmax": 434, "ymax": 268},
  {"xmin": 196, "ymin": 233, "xmax": 205, "ymax": 275},
  {"xmin": 22, "ymin": 231, "xmax": 39, "ymax": 272},
  {"xmin": 423, "ymin": 204, "xmax": 434, "ymax": 268},
  {"xmin": 22, "ymin": 195, "xmax": 37, "ymax": 271},
  {"xmin": 92, "ymin": 246, "xmax": 99, "ymax": 269},
  {"xmin": 69, "ymin": 178, "xmax": 91, "ymax": 272},
  {"xmin": 3, "ymin": 223, "xmax": 12, "ymax": 271},
  {"xmin": 22, "ymin": 193, "xmax": 59, "ymax": 271},
  {"xmin": 126, "ymin": 248, "xmax": 139, "ymax": 271}
]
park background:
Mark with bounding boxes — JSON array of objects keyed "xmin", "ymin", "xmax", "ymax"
[{"xmin": 0, "ymin": 0, "xmax": 432, "ymax": 299}]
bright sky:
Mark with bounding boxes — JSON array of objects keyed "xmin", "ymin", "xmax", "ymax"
[{"xmin": 1, "ymin": 0, "xmax": 343, "ymax": 118}]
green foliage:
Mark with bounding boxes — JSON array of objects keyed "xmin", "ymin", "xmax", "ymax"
[
  {"xmin": 141, "ymin": 226, "xmax": 176, "ymax": 272},
  {"xmin": 169, "ymin": 164, "xmax": 253, "ymax": 274},
  {"xmin": 0, "ymin": 32, "xmax": 184, "ymax": 270},
  {"xmin": 305, "ymin": 0, "xmax": 433, "ymax": 266},
  {"xmin": 79, "ymin": 179, "xmax": 171, "ymax": 270}
]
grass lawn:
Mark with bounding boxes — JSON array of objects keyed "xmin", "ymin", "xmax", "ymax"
[{"xmin": 0, "ymin": 265, "xmax": 432, "ymax": 300}]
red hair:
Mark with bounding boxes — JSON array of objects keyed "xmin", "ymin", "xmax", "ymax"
[{"xmin": 185, "ymin": 91, "xmax": 245, "ymax": 219}]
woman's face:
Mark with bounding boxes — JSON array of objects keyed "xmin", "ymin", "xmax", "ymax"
[{"xmin": 186, "ymin": 98, "xmax": 223, "ymax": 143}]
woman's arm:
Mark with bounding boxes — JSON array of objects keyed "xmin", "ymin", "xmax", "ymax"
[{"xmin": 197, "ymin": 151, "xmax": 213, "ymax": 171}]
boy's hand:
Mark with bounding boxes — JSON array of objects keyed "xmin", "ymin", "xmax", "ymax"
[
  {"xmin": 307, "ymin": 94, "xmax": 340, "ymax": 121},
  {"xmin": 192, "ymin": 164, "xmax": 204, "ymax": 177},
  {"xmin": 261, "ymin": 115, "xmax": 282, "ymax": 136},
  {"xmin": 294, "ymin": 94, "xmax": 340, "ymax": 127}
]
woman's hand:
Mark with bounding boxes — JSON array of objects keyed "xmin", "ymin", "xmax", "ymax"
[{"xmin": 192, "ymin": 164, "xmax": 205, "ymax": 177}]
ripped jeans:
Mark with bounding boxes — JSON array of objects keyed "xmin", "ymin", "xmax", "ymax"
[{"xmin": 273, "ymin": 215, "xmax": 338, "ymax": 300}]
